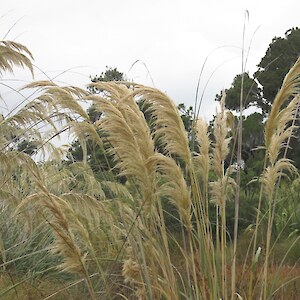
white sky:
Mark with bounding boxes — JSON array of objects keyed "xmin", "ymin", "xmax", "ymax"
[{"xmin": 1, "ymin": 0, "xmax": 300, "ymax": 120}]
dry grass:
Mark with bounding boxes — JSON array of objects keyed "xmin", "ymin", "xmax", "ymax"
[{"xmin": 1, "ymin": 38, "xmax": 300, "ymax": 299}]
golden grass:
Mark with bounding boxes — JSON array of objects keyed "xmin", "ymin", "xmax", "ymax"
[{"xmin": 1, "ymin": 38, "xmax": 300, "ymax": 299}]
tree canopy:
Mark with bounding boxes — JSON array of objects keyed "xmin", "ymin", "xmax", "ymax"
[
  {"xmin": 216, "ymin": 27, "xmax": 300, "ymax": 114},
  {"xmin": 255, "ymin": 27, "xmax": 300, "ymax": 107},
  {"xmin": 215, "ymin": 73, "xmax": 262, "ymax": 111},
  {"xmin": 214, "ymin": 27, "xmax": 300, "ymax": 179},
  {"xmin": 88, "ymin": 67, "xmax": 124, "ymax": 94}
]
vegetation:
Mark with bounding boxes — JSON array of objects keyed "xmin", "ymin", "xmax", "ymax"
[{"xmin": 0, "ymin": 29, "xmax": 300, "ymax": 300}]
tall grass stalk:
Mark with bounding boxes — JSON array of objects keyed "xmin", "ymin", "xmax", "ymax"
[
  {"xmin": 249, "ymin": 57, "xmax": 300, "ymax": 299},
  {"xmin": 231, "ymin": 11, "xmax": 248, "ymax": 299}
]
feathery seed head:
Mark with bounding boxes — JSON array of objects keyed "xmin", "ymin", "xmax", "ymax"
[
  {"xmin": 0, "ymin": 40, "xmax": 34, "ymax": 77},
  {"xmin": 122, "ymin": 258, "xmax": 141, "ymax": 284},
  {"xmin": 265, "ymin": 57, "xmax": 300, "ymax": 148},
  {"xmin": 194, "ymin": 118, "xmax": 211, "ymax": 179},
  {"xmin": 130, "ymin": 84, "xmax": 192, "ymax": 166},
  {"xmin": 212, "ymin": 94, "xmax": 232, "ymax": 177},
  {"xmin": 260, "ymin": 158, "xmax": 298, "ymax": 200},
  {"xmin": 86, "ymin": 84, "xmax": 156, "ymax": 210},
  {"xmin": 209, "ymin": 166, "xmax": 236, "ymax": 206},
  {"xmin": 149, "ymin": 153, "xmax": 192, "ymax": 231}
]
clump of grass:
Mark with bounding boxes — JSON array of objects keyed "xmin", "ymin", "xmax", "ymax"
[{"xmin": 1, "ymin": 37, "xmax": 300, "ymax": 299}]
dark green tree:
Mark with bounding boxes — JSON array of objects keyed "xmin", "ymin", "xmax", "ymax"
[
  {"xmin": 242, "ymin": 112, "xmax": 264, "ymax": 153},
  {"xmin": 215, "ymin": 73, "xmax": 262, "ymax": 111},
  {"xmin": 213, "ymin": 28, "xmax": 300, "ymax": 235},
  {"xmin": 240, "ymin": 113, "xmax": 265, "ymax": 183},
  {"xmin": 215, "ymin": 27, "xmax": 300, "ymax": 165},
  {"xmin": 255, "ymin": 27, "xmax": 300, "ymax": 107},
  {"xmin": 253, "ymin": 28, "xmax": 300, "ymax": 168},
  {"xmin": 88, "ymin": 67, "xmax": 124, "ymax": 94},
  {"xmin": 216, "ymin": 28, "xmax": 300, "ymax": 114},
  {"xmin": 178, "ymin": 103, "xmax": 194, "ymax": 134},
  {"xmin": 17, "ymin": 139, "xmax": 38, "ymax": 156},
  {"xmin": 92, "ymin": 67, "xmax": 124, "ymax": 82}
]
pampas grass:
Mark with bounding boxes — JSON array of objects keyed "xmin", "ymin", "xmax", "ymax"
[
  {"xmin": 259, "ymin": 58, "xmax": 300, "ymax": 300},
  {"xmin": 1, "ymin": 37, "xmax": 300, "ymax": 299},
  {"xmin": 131, "ymin": 84, "xmax": 192, "ymax": 166},
  {"xmin": 0, "ymin": 40, "xmax": 33, "ymax": 76}
]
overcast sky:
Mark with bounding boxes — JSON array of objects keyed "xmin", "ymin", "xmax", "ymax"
[{"xmin": 1, "ymin": 0, "xmax": 300, "ymax": 120}]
